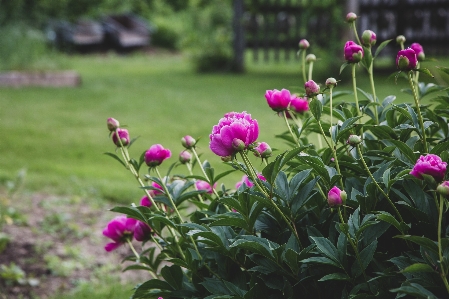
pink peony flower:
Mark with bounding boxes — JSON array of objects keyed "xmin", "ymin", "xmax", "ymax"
[
  {"xmin": 344, "ymin": 41, "xmax": 364, "ymax": 63},
  {"xmin": 346, "ymin": 12, "xmax": 357, "ymax": 23},
  {"xmin": 410, "ymin": 154, "xmax": 447, "ymax": 182},
  {"xmin": 134, "ymin": 221, "xmax": 153, "ymax": 242},
  {"xmin": 102, "ymin": 216, "xmax": 137, "ymax": 252},
  {"xmin": 361, "ymin": 30, "xmax": 377, "ymax": 46},
  {"xmin": 107, "ymin": 117, "xmax": 120, "ymax": 131},
  {"xmin": 195, "ymin": 180, "xmax": 216, "ymax": 194},
  {"xmin": 181, "ymin": 135, "xmax": 196, "ymax": 149},
  {"xmin": 254, "ymin": 142, "xmax": 272, "ymax": 158},
  {"xmin": 396, "ymin": 48, "xmax": 417, "ymax": 71},
  {"xmin": 140, "ymin": 182, "xmax": 164, "ymax": 207},
  {"xmin": 235, "ymin": 174, "xmax": 266, "ymax": 189},
  {"xmin": 145, "ymin": 144, "xmax": 171, "ymax": 167},
  {"xmin": 410, "ymin": 43, "xmax": 425, "ymax": 61},
  {"xmin": 305, "ymin": 80, "xmax": 320, "ymax": 97},
  {"xmin": 209, "ymin": 112, "xmax": 259, "ymax": 157},
  {"xmin": 298, "ymin": 39, "xmax": 310, "ymax": 50},
  {"xmin": 112, "ymin": 128, "xmax": 130, "ymax": 147},
  {"xmin": 327, "ymin": 186, "xmax": 346, "ymax": 207},
  {"xmin": 265, "ymin": 89, "xmax": 292, "ymax": 112},
  {"xmin": 290, "ymin": 95, "xmax": 309, "ymax": 114}
]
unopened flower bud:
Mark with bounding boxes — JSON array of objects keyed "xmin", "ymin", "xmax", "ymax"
[
  {"xmin": 179, "ymin": 151, "xmax": 192, "ymax": 164},
  {"xmin": 254, "ymin": 142, "xmax": 272, "ymax": 159},
  {"xmin": 410, "ymin": 43, "xmax": 425, "ymax": 61},
  {"xmin": 346, "ymin": 12, "xmax": 357, "ymax": 23},
  {"xmin": 361, "ymin": 30, "xmax": 377, "ymax": 46},
  {"xmin": 328, "ymin": 186, "xmax": 344, "ymax": 207},
  {"xmin": 112, "ymin": 128, "xmax": 130, "ymax": 147},
  {"xmin": 181, "ymin": 135, "xmax": 196, "ymax": 149},
  {"xmin": 107, "ymin": 118, "xmax": 120, "ymax": 131},
  {"xmin": 437, "ymin": 181, "xmax": 449, "ymax": 197},
  {"xmin": 396, "ymin": 48, "xmax": 417, "ymax": 71},
  {"xmin": 305, "ymin": 80, "xmax": 320, "ymax": 97},
  {"xmin": 344, "ymin": 41, "xmax": 364, "ymax": 63},
  {"xmin": 396, "ymin": 35, "xmax": 406, "ymax": 44},
  {"xmin": 298, "ymin": 39, "xmax": 310, "ymax": 50},
  {"xmin": 325, "ymin": 77, "xmax": 337, "ymax": 88},
  {"xmin": 306, "ymin": 54, "xmax": 316, "ymax": 63},
  {"xmin": 347, "ymin": 135, "xmax": 362, "ymax": 146},
  {"xmin": 232, "ymin": 138, "xmax": 245, "ymax": 151}
]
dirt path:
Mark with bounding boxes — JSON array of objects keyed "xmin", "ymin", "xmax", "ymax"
[{"xmin": 0, "ymin": 192, "xmax": 145, "ymax": 298}]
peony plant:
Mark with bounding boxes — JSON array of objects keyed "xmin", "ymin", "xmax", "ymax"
[{"xmin": 102, "ymin": 12, "xmax": 449, "ymax": 299}]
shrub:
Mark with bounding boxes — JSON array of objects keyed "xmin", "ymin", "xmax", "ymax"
[{"xmin": 102, "ymin": 14, "xmax": 449, "ymax": 299}]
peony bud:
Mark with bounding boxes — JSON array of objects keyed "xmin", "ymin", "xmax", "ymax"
[
  {"xmin": 328, "ymin": 186, "xmax": 344, "ymax": 207},
  {"xmin": 325, "ymin": 77, "xmax": 337, "ymax": 88},
  {"xmin": 181, "ymin": 135, "xmax": 196, "ymax": 149},
  {"xmin": 361, "ymin": 30, "xmax": 377, "ymax": 46},
  {"xmin": 344, "ymin": 41, "xmax": 364, "ymax": 63},
  {"xmin": 254, "ymin": 142, "xmax": 272, "ymax": 159},
  {"xmin": 306, "ymin": 54, "xmax": 316, "ymax": 63},
  {"xmin": 134, "ymin": 221, "xmax": 152, "ymax": 242},
  {"xmin": 437, "ymin": 181, "xmax": 449, "ymax": 197},
  {"xmin": 232, "ymin": 138, "xmax": 246, "ymax": 151},
  {"xmin": 298, "ymin": 39, "xmax": 310, "ymax": 50},
  {"xmin": 179, "ymin": 151, "xmax": 192, "ymax": 164},
  {"xmin": 347, "ymin": 135, "xmax": 362, "ymax": 146},
  {"xmin": 396, "ymin": 48, "xmax": 417, "ymax": 71},
  {"xmin": 304, "ymin": 80, "xmax": 320, "ymax": 97},
  {"xmin": 144, "ymin": 144, "xmax": 171, "ymax": 167},
  {"xmin": 410, "ymin": 43, "xmax": 425, "ymax": 61},
  {"xmin": 112, "ymin": 128, "xmax": 130, "ymax": 147},
  {"xmin": 346, "ymin": 12, "xmax": 357, "ymax": 23},
  {"xmin": 290, "ymin": 95, "xmax": 309, "ymax": 114},
  {"xmin": 265, "ymin": 89, "xmax": 292, "ymax": 112},
  {"xmin": 107, "ymin": 117, "xmax": 120, "ymax": 131},
  {"xmin": 396, "ymin": 35, "xmax": 406, "ymax": 45}
]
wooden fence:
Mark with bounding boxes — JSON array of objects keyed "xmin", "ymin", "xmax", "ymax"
[{"xmin": 233, "ymin": 0, "xmax": 449, "ymax": 71}]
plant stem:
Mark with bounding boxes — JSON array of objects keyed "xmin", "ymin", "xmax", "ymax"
[
  {"xmin": 154, "ymin": 167, "xmax": 183, "ymax": 222},
  {"xmin": 191, "ymin": 147, "xmax": 221, "ymax": 199},
  {"xmin": 407, "ymin": 71, "xmax": 428, "ymax": 153},
  {"xmin": 239, "ymin": 152, "xmax": 303, "ymax": 249},
  {"xmin": 368, "ymin": 63, "xmax": 379, "ymax": 125},
  {"xmin": 308, "ymin": 61, "xmax": 314, "ymax": 81},
  {"xmin": 115, "ymin": 136, "xmax": 160, "ymax": 211},
  {"xmin": 351, "ymin": 23, "xmax": 362, "ymax": 45},
  {"xmin": 301, "ymin": 50, "xmax": 307, "ymax": 84},
  {"xmin": 438, "ymin": 195, "xmax": 449, "ymax": 294},
  {"xmin": 352, "ymin": 64, "xmax": 362, "ymax": 123},
  {"xmin": 126, "ymin": 239, "xmax": 158, "ymax": 279},
  {"xmin": 356, "ymin": 145, "xmax": 403, "ymax": 222},
  {"xmin": 185, "ymin": 162, "xmax": 205, "ymax": 205},
  {"xmin": 283, "ymin": 111, "xmax": 301, "ymax": 147}
]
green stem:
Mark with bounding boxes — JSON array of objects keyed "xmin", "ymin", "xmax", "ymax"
[
  {"xmin": 308, "ymin": 61, "xmax": 314, "ymax": 81},
  {"xmin": 239, "ymin": 152, "xmax": 303, "ymax": 249},
  {"xmin": 438, "ymin": 195, "xmax": 449, "ymax": 294},
  {"xmin": 301, "ymin": 50, "xmax": 307, "ymax": 84},
  {"xmin": 283, "ymin": 111, "xmax": 301, "ymax": 147},
  {"xmin": 351, "ymin": 23, "xmax": 362, "ymax": 45},
  {"xmin": 154, "ymin": 167, "xmax": 183, "ymax": 222},
  {"xmin": 150, "ymin": 235, "xmax": 164, "ymax": 252},
  {"xmin": 191, "ymin": 147, "xmax": 221, "ymax": 199},
  {"xmin": 368, "ymin": 63, "xmax": 379, "ymax": 125},
  {"xmin": 352, "ymin": 64, "xmax": 362, "ymax": 123},
  {"xmin": 185, "ymin": 162, "xmax": 205, "ymax": 205},
  {"xmin": 115, "ymin": 133, "xmax": 160, "ymax": 211},
  {"xmin": 356, "ymin": 145, "xmax": 404, "ymax": 222},
  {"xmin": 408, "ymin": 71, "xmax": 428, "ymax": 153},
  {"xmin": 127, "ymin": 239, "xmax": 158, "ymax": 279}
]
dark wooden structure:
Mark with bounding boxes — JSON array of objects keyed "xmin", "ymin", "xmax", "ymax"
[
  {"xmin": 357, "ymin": 0, "xmax": 449, "ymax": 56},
  {"xmin": 102, "ymin": 14, "xmax": 151, "ymax": 49}
]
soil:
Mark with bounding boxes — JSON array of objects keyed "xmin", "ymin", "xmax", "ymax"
[{"xmin": 0, "ymin": 191, "xmax": 146, "ymax": 299}]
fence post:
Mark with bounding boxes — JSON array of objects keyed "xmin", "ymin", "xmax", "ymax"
[{"xmin": 232, "ymin": 0, "xmax": 245, "ymax": 72}]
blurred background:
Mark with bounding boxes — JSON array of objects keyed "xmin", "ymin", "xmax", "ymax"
[{"xmin": 0, "ymin": 0, "xmax": 449, "ymax": 298}]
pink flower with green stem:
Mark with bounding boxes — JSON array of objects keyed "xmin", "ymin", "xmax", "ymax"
[
  {"xmin": 140, "ymin": 182, "xmax": 164, "ymax": 207},
  {"xmin": 195, "ymin": 180, "xmax": 216, "ymax": 194},
  {"xmin": 112, "ymin": 128, "xmax": 130, "ymax": 147},
  {"xmin": 134, "ymin": 221, "xmax": 153, "ymax": 242},
  {"xmin": 327, "ymin": 186, "xmax": 346, "ymax": 207},
  {"xmin": 107, "ymin": 117, "xmax": 120, "ymax": 131},
  {"xmin": 253, "ymin": 142, "xmax": 272, "ymax": 159},
  {"xmin": 410, "ymin": 154, "xmax": 447, "ymax": 182},
  {"xmin": 209, "ymin": 111, "xmax": 259, "ymax": 157},
  {"xmin": 396, "ymin": 48, "xmax": 418, "ymax": 71},
  {"xmin": 344, "ymin": 41, "xmax": 364, "ymax": 63},
  {"xmin": 410, "ymin": 43, "xmax": 425, "ymax": 61},
  {"xmin": 102, "ymin": 216, "xmax": 138, "ymax": 252},
  {"xmin": 144, "ymin": 144, "xmax": 171, "ymax": 167},
  {"xmin": 265, "ymin": 89, "xmax": 292, "ymax": 112}
]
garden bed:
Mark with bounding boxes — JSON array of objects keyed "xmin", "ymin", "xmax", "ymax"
[{"xmin": 0, "ymin": 71, "xmax": 81, "ymax": 87}]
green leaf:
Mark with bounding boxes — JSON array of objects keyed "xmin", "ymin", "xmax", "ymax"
[
  {"xmin": 401, "ymin": 263, "xmax": 435, "ymax": 273},
  {"xmin": 301, "ymin": 256, "xmax": 341, "ymax": 268},
  {"xmin": 430, "ymin": 140, "xmax": 449, "ymax": 155},
  {"xmin": 318, "ymin": 272, "xmax": 350, "ymax": 281},
  {"xmin": 213, "ymin": 169, "xmax": 237, "ymax": 184},
  {"xmin": 210, "ymin": 217, "xmax": 248, "ymax": 231},
  {"xmin": 394, "ymin": 235, "xmax": 438, "ymax": 253},
  {"xmin": 381, "ymin": 139, "xmax": 416, "ymax": 165},
  {"xmin": 374, "ymin": 39, "xmax": 392, "ymax": 58},
  {"xmin": 364, "ymin": 125, "xmax": 398, "ymax": 140},
  {"xmin": 309, "ymin": 98, "xmax": 322, "ymax": 121},
  {"xmin": 416, "ymin": 67, "xmax": 434, "ymax": 78},
  {"xmin": 133, "ymin": 279, "xmax": 173, "ymax": 299},
  {"xmin": 376, "ymin": 212, "xmax": 403, "ymax": 233},
  {"xmin": 161, "ymin": 265, "xmax": 183, "ymax": 290},
  {"xmin": 110, "ymin": 206, "xmax": 146, "ymax": 222},
  {"xmin": 103, "ymin": 152, "xmax": 126, "ymax": 168},
  {"xmin": 229, "ymin": 237, "xmax": 276, "ymax": 261},
  {"xmin": 436, "ymin": 66, "xmax": 449, "ymax": 76},
  {"xmin": 336, "ymin": 116, "xmax": 362, "ymax": 142},
  {"xmin": 390, "ymin": 283, "xmax": 438, "ymax": 299},
  {"xmin": 310, "ymin": 237, "xmax": 341, "ymax": 266},
  {"xmin": 340, "ymin": 61, "xmax": 349, "ymax": 74}
]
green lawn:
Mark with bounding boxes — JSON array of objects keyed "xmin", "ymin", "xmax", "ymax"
[{"xmin": 1, "ymin": 51, "xmax": 447, "ymax": 203}]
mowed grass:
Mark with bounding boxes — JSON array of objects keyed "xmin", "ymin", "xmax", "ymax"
[{"xmin": 1, "ymin": 51, "xmax": 447, "ymax": 203}]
